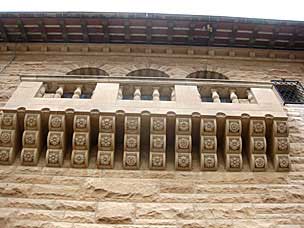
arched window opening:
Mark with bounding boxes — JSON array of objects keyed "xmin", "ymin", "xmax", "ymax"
[
  {"xmin": 186, "ymin": 70, "xmax": 228, "ymax": 79},
  {"xmin": 67, "ymin": 67, "xmax": 109, "ymax": 76},
  {"xmin": 127, "ymin": 69, "xmax": 169, "ymax": 78}
]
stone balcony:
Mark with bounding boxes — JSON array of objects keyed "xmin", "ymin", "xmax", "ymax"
[{"xmin": 0, "ymin": 75, "xmax": 290, "ymax": 172}]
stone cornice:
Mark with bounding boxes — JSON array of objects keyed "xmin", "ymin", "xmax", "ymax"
[{"xmin": 1, "ymin": 43, "xmax": 304, "ymax": 63}]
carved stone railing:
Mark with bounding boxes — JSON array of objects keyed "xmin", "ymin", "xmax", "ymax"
[{"xmin": 0, "ymin": 75, "xmax": 290, "ymax": 171}]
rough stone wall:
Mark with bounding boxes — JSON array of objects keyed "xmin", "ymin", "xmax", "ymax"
[{"xmin": 0, "ymin": 44, "xmax": 304, "ymax": 227}]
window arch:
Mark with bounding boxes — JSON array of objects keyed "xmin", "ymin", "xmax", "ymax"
[
  {"xmin": 126, "ymin": 69, "xmax": 169, "ymax": 78},
  {"xmin": 67, "ymin": 67, "xmax": 109, "ymax": 76},
  {"xmin": 186, "ymin": 70, "xmax": 228, "ymax": 79}
]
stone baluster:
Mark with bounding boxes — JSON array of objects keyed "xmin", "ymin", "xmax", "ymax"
[
  {"xmin": 149, "ymin": 115, "xmax": 166, "ymax": 169},
  {"xmin": 171, "ymin": 88, "xmax": 176, "ymax": 101},
  {"xmin": 72, "ymin": 87, "xmax": 82, "ymax": 99},
  {"xmin": 37, "ymin": 84, "xmax": 46, "ymax": 97},
  {"xmin": 248, "ymin": 118, "xmax": 267, "ymax": 171},
  {"xmin": 97, "ymin": 114, "xmax": 115, "ymax": 169},
  {"xmin": 133, "ymin": 87, "xmax": 141, "ymax": 100},
  {"xmin": 21, "ymin": 113, "xmax": 42, "ymax": 165},
  {"xmin": 123, "ymin": 115, "xmax": 141, "ymax": 169},
  {"xmin": 152, "ymin": 87, "xmax": 160, "ymax": 101},
  {"xmin": 54, "ymin": 86, "xmax": 64, "ymax": 98},
  {"xmin": 224, "ymin": 118, "xmax": 243, "ymax": 171},
  {"xmin": 211, "ymin": 89, "xmax": 221, "ymax": 103},
  {"xmin": 247, "ymin": 89, "xmax": 255, "ymax": 103},
  {"xmin": 175, "ymin": 117, "xmax": 192, "ymax": 170},
  {"xmin": 71, "ymin": 114, "xmax": 90, "ymax": 168},
  {"xmin": 46, "ymin": 113, "xmax": 66, "ymax": 167},
  {"xmin": 200, "ymin": 117, "xmax": 217, "ymax": 170},
  {"xmin": 117, "ymin": 87, "xmax": 123, "ymax": 100},
  {"xmin": 0, "ymin": 111, "xmax": 18, "ymax": 165},
  {"xmin": 271, "ymin": 118, "xmax": 290, "ymax": 171},
  {"xmin": 230, "ymin": 90, "xmax": 239, "ymax": 103}
]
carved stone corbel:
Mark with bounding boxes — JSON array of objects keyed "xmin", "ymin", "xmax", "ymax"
[
  {"xmin": 46, "ymin": 113, "xmax": 66, "ymax": 167},
  {"xmin": 175, "ymin": 117, "xmax": 192, "ymax": 170},
  {"xmin": 200, "ymin": 117, "xmax": 217, "ymax": 171},
  {"xmin": 248, "ymin": 118, "xmax": 267, "ymax": 171},
  {"xmin": 271, "ymin": 118, "xmax": 290, "ymax": 171},
  {"xmin": 224, "ymin": 118, "xmax": 243, "ymax": 171},
  {"xmin": 21, "ymin": 113, "xmax": 42, "ymax": 165},
  {"xmin": 71, "ymin": 114, "xmax": 90, "ymax": 168},
  {"xmin": 149, "ymin": 115, "xmax": 166, "ymax": 170},
  {"xmin": 123, "ymin": 115, "xmax": 140, "ymax": 169},
  {"xmin": 97, "ymin": 114, "xmax": 115, "ymax": 169},
  {"xmin": 0, "ymin": 111, "xmax": 18, "ymax": 165}
]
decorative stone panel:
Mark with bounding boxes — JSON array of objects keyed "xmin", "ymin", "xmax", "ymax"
[
  {"xmin": 175, "ymin": 117, "xmax": 192, "ymax": 170},
  {"xmin": 271, "ymin": 118, "xmax": 290, "ymax": 171},
  {"xmin": 123, "ymin": 115, "xmax": 140, "ymax": 169},
  {"xmin": 21, "ymin": 113, "xmax": 41, "ymax": 165},
  {"xmin": 46, "ymin": 114, "xmax": 66, "ymax": 167},
  {"xmin": 200, "ymin": 117, "xmax": 217, "ymax": 170},
  {"xmin": 97, "ymin": 115, "xmax": 115, "ymax": 169},
  {"xmin": 149, "ymin": 116, "xmax": 166, "ymax": 170},
  {"xmin": 71, "ymin": 114, "xmax": 90, "ymax": 168},
  {"xmin": 248, "ymin": 119, "xmax": 267, "ymax": 171},
  {"xmin": 224, "ymin": 118, "xmax": 242, "ymax": 171},
  {"xmin": 0, "ymin": 111, "xmax": 18, "ymax": 165}
]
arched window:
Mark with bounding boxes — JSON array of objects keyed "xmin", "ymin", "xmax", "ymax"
[
  {"xmin": 67, "ymin": 67, "xmax": 109, "ymax": 76},
  {"xmin": 186, "ymin": 70, "xmax": 228, "ymax": 79},
  {"xmin": 127, "ymin": 69, "xmax": 169, "ymax": 77}
]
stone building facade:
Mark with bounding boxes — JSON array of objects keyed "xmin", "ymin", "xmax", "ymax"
[{"xmin": 0, "ymin": 12, "xmax": 303, "ymax": 227}]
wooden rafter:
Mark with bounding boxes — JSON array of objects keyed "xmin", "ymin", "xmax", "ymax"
[{"xmin": 0, "ymin": 20, "xmax": 8, "ymax": 42}]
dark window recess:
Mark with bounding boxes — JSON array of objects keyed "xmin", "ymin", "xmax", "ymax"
[{"xmin": 272, "ymin": 80, "xmax": 304, "ymax": 104}]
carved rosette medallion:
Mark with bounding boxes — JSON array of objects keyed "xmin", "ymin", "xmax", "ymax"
[
  {"xmin": 254, "ymin": 156, "xmax": 266, "ymax": 169},
  {"xmin": 0, "ymin": 149, "xmax": 9, "ymax": 162},
  {"xmin": 177, "ymin": 153, "xmax": 191, "ymax": 169},
  {"xmin": 204, "ymin": 154, "xmax": 216, "ymax": 169},
  {"xmin": 229, "ymin": 155, "xmax": 241, "ymax": 170},
  {"xmin": 0, "ymin": 131, "xmax": 11, "ymax": 145},
  {"xmin": 1, "ymin": 114, "xmax": 14, "ymax": 128}
]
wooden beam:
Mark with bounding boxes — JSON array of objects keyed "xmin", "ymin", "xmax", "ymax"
[
  {"xmin": 124, "ymin": 20, "xmax": 130, "ymax": 41},
  {"xmin": 249, "ymin": 26, "xmax": 258, "ymax": 47},
  {"xmin": 81, "ymin": 20, "xmax": 89, "ymax": 42},
  {"xmin": 146, "ymin": 20, "xmax": 152, "ymax": 43},
  {"xmin": 167, "ymin": 20, "xmax": 174, "ymax": 42},
  {"xmin": 59, "ymin": 19, "xmax": 68, "ymax": 42},
  {"xmin": 188, "ymin": 22, "xmax": 195, "ymax": 43},
  {"xmin": 207, "ymin": 24, "xmax": 216, "ymax": 46},
  {"xmin": 102, "ymin": 19, "xmax": 109, "ymax": 43},
  {"xmin": 0, "ymin": 20, "xmax": 9, "ymax": 42},
  {"xmin": 39, "ymin": 19, "xmax": 47, "ymax": 42},
  {"xmin": 17, "ymin": 19, "xmax": 28, "ymax": 42},
  {"xmin": 229, "ymin": 24, "xmax": 238, "ymax": 46}
]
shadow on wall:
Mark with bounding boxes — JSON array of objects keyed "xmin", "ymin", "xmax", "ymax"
[
  {"xmin": 67, "ymin": 67, "xmax": 109, "ymax": 76},
  {"xmin": 186, "ymin": 70, "xmax": 229, "ymax": 79}
]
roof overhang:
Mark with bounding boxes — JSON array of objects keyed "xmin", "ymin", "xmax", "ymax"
[{"xmin": 0, "ymin": 12, "xmax": 304, "ymax": 50}]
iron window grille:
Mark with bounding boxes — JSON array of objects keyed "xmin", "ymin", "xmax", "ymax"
[{"xmin": 272, "ymin": 80, "xmax": 304, "ymax": 104}]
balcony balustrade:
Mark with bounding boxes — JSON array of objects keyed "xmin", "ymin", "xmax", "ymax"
[{"xmin": 0, "ymin": 75, "xmax": 290, "ymax": 171}]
